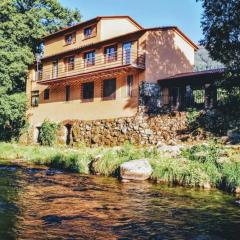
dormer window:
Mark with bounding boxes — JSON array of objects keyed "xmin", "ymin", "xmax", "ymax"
[
  {"xmin": 84, "ymin": 26, "xmax": 96, "ymax": 39},
  {"xmin": 65, "ymin": 33, "xmax": 76, "ymax": 45}
]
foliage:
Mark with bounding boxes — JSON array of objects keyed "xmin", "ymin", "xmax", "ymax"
[
  {"xmin": 0, "ymin": 142, "xmax": 239, "ymax": 192},
  {"xmin": 0, "ymin": 0, "xmax": 81, "ymax": 93},
  {"xmin": 186, "ymin": 108, "xmax": 201, "ymax": 130},
  {"xmin": 195, "ymin": 46, "xmax": 224, "ymax": 71},
  {"xmin": 0, "ymin": 0, "xmax": 81, "ymax": 140},
  {"xmin": 39, "ymin": 120, "xmax": 58, "ymax": 146},
  {"xmin": 0, "ymin": 93, "xmax": 27, "ymax": 141},
  {"xmin": 198, "ymin": 0, "xmax": 240, "ymax": 70},
  {"xmin": 222, "ymin": 161, "xmax": 240, "ymax": 190},
  {"xmin": 181, "ymin": 142, "xmax": 222, "ymax": 165}
]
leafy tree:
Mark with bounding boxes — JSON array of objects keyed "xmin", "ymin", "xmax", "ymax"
[
  {"xmin": 198, "ymin": 0, "xmax": 240, "ymax": 70},
  {"xmin": 0, "ymin": 93, "xmax": 28, "ymax": 141},
  {"xmin": 195, "ymin": 46, "xmax": 224, "ymax": 71},
  {"xmin": 0, "ymin": 0, "xmax": 81, "ymax": 140},
  {"xmin": 0, "ymin": 0, "xmax": 81, "ymax": 93},
  {"xmin": 39, "ymin": 120, "xmax": 58, "ymax": 146}
]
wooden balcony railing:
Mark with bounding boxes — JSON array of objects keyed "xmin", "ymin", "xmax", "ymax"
[{"xmin": 35, "ymin": 50, "xmax": 145, "ymax": 82}]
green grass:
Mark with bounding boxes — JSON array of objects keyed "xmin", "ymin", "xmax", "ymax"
[{"xmin": 0, "ymin": 142, "xmax": 239, "ymax": 192}]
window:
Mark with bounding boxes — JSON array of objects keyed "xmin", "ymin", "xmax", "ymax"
[
  {"xmin": 31, "ymin": 91, "xmax": 39, "ymax": 107},
  {"xmin": 103, "ymin": 79, "xmax": 116, "ymax": 100},
  {"xmin": 52, "ymin": 60, "xmax": 58, "ymax": 78},
  {"xmin": 84, "ymin": 26, "xmax": 96, "ymax": 39},
  {"xmin": 44, "ymin": 89, "xmax": 50, "ymax": 100},
  {"xmin": 65, "ymin": 33, "xmax": 76, "ymax": 45},
  {"xmin": 65, "ymin": 56, "xmax": 75, "ymax": 71},
  {"xmin": 104, "ymin": 45, "xmax": 117, "ymax": 63},
  {"xmin": 84, "ymin": 51, "xmax": 95, "ymax": 67},
  {"xmin": 35, "ymin": 64, "xmax": 43, "ymax": 81},
  {"xmin": 127, "ymin": 75, "xmax": 133, "ymax": 97},
  {"xmin": 65, "ymin": 85, "xmax": 70, "ymax": 101},
  {"xmin": 82, "ymin": 82, "xmax": 94, "ymax": 102},
  {"xmin": 123, "ymin": 42, "xmax": 132, "ymax": 64}
]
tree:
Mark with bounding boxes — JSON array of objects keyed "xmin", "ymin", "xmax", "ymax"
[
  {"xmin": 0, "ymin": 93, "xmax": 28, "ymax": 141},
  {"xmin": 195, "ymin": 46, "xmax": 224, "ymax": 71},
  {"xmin": 198, "ymin": 0, "xmax": 240, "ymax": 70},
  {"xmin": 0, "ymin": 0, "xmax": 81, "ymax": 140},
  {"xmin": 0, "ymin": 0, "xmax": 81, "ymax": 93}
]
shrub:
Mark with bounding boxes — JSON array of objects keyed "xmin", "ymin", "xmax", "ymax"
[
  {"xmin": 222, "ymin": 161, "xmax": 240, "ymax": 191},
  {"xmin": 186, "ymin": 108, "xmax": 201, "ymax": 130},
  {"xmin": 0, "ymin": 93, "xmax": 28, "ymax": 141},
  {"xmin": 181, "ymin": 142, "xmax": 222, "ymax": 166},
  {"xmin": 39, "ymin": 120, "xmax": 58, "ymax": 146}
]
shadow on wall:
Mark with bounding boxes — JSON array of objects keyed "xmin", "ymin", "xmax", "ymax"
[
  {"xmin": 144, "ymin": 30, "xmax": 193, "ymax": 82},
  {"xmin": 123, "ymin": 30, "xmax": 194, "ymax": 113},
  {"xmin": 38, "ymin": 30, "xmax": 193, "ymax": 114}
]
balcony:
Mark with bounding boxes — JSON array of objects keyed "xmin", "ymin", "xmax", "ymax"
[{"xmin": 36, "ymin": 50, "xmax": 145, "ymax": 84}]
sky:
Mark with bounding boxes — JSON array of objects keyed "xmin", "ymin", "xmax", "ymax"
[{"xmin": 59, "ymin": 0, "xmax": 204, "ymax": 44}]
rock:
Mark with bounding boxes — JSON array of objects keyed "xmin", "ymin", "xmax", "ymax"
[
  {"xmin": 203, "ymin": 183, "xmax": 211, "ymax": 190},
  {"xmin": 227, "ymin": 129, "xmax": 240, "ymax": 144},
  {"xmin": 89, "ymin": 155, "xmax": 102, "ymax": 175},
  {"xmin": 121, "ymin": 179, "xmax": 130, "ymax": 183},
  {"xmin": 235, "ymin": 200, "xmax": 240, "ymax": 206},
  {"xmin": 120, "ymin": 159, "xmax": 153, "ymax": 181}
]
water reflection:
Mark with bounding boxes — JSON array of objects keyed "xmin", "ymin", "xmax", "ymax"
[{"xmin": 0, "ymin": 163, "xmax": 239, "ymax": 240}]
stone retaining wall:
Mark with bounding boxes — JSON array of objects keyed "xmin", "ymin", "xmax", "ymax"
[{"xmin": 60, "ymin": 111, "xmax": 187, "ymax": 147}]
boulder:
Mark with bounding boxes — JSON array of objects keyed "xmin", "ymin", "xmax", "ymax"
[{"xmin": 120, "ymin": 159, "xmax": 153, "ymax": 181}]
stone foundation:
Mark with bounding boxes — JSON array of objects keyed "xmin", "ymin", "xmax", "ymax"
[{"xmin": 60, "ymin": 111, "xmax": 187, "ymax": 147}]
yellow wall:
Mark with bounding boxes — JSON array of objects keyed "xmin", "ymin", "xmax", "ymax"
[
  {"xmin": 44, "ymin": 17, "xmax": 140, "ymax": 57},
  {"xmin": 28, "ymin": 22, "xmax": 197, "ymax": 127},
  {"xmin": 28, "ymin": 72, "xmax": 140, "ymax": 126},
  {"xmin": 100, "ymin": 18, "xmax": 140, "ymax": 40},
  {"xmin": 143, "ymin": 29, "xmax": 195, "ymax": 83}
]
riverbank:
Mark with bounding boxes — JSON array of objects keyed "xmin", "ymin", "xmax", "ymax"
[{"xmin": 0, "ymin": 142, "xmax": 240, "ymax": 193}]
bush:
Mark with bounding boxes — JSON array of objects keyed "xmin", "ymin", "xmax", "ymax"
[
  {"xmin": 186, "ymin": 108, "xmax": 201, "ymax": 130},
  {"xmin": 181, "ymin": 142, "xmax": 222, "ymax": 166},
  {"xmin": 39, "ymin": 120, "xmax": 58, "ymax": 146}
]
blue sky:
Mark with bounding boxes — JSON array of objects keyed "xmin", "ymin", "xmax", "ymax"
[{"xmin": 59, "ymin": 0, "xmax": 203, "ymax": 44}]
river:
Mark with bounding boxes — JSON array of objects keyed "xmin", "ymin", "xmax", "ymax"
[{"xmin": 0, "ymin": 163, "xmax": 239, "ymax": 240}]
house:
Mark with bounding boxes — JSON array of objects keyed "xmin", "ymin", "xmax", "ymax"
[{"xmin": 27, "ymin": 16, "xmax": 198, "ymax": 142}]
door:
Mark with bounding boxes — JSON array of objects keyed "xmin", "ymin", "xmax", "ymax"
[
  {"xmin": 123, "ymin": 42, "xmax": 132, "ymax": 65},
  {"xmin": 52, "ymin": 60, "xmax": 58, "ymax": 78}
]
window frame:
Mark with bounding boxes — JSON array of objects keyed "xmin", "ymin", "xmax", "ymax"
[
  {"xmin": 64, "ymin": 56, "xmax": 75, "ymax": 71},
  {"xmin": 102, "ymin": 78, "xmax": 116, "ymax": 101},
  {"xmin": 64, "ymin": 32, "xmax": 76, "ymax": 45},
  {"xmin": 31, "ymin": 90, "xmax": 39, "ymax": 107},
  {"xmin": 104, "ymin": 45, "xmax": 118, "ymax": 63},
  {"xmin": 84, "ymin": 50, "xmax": 96, "ymax": 67},
  {"xmin": 82, "ymin": 81, "xmax": 94, "ymax": 102},
  {"xmin": 65, "ymin": 85, "xmax": 70, "ymax": 102},
  {"xmin": 44, "ymin": 88, "xmax": 50, "ymax": 100},
  {"xmin": 83, "ymin": 25, "xmax": 96, "ymax": 39},
  {"xmin": 52, "ymin": 60, "xmax": 58, "ymax": 79},
  {"xmin": 127, "ymin": 75, "xmax": 133, "ymax": 97}
]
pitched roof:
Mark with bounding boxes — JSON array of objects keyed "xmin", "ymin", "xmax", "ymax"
[
  {"xmin": 158, "ymin": 68, "xmax": 226, "ymax": 82},
  {"xmin": 41, "ymin": 16, "xmax": 143, "ymax": 41}
]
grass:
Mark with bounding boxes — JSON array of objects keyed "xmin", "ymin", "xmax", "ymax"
[{"xmin": 0, "ymin": 142, "xmax": 239, "ymax": 193}]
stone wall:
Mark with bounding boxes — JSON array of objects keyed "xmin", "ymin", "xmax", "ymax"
[{"xmin": 60, "ymin": 110, "xmax": 187, "ymax": 147}]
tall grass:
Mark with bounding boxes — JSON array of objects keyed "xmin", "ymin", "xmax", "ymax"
[{"xmin": 0, "ymin": 142, "xmax": 239, "ymax": 192}]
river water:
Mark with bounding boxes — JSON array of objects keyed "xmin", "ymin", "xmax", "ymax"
[{"xmin": 0, "ymin": 163, "xmax": 239, "ymax": 240}]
